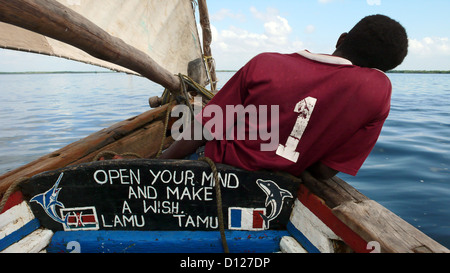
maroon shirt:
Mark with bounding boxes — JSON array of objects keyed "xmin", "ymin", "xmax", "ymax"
[{"xmin": 196, "ymin": 51, "xmax": 391, "ymax": 176}]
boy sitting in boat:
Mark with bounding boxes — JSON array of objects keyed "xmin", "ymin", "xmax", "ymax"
[{"xmin": 159, "ymin": 14, "xmax": 408, "ymax": 181}]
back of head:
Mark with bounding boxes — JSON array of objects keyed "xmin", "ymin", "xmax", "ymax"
[{"xmin": 336, "ymin": 14, "xmax": 408, "ymax": 72}]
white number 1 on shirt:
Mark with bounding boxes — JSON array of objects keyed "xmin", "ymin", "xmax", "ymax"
[{"xmin": 276, "ymin": 96, "xmax": 317, "ymax": 163}]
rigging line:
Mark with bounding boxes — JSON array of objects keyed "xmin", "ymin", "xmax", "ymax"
[
  {"xmin": 0, "ymin": 177, "xmax": 29, "ymax": 213},
  {"xmin": 199, "ymin": 157, "xmax": 230, "ymax": 253}
]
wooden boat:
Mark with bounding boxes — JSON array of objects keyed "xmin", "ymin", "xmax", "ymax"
[{"xmin": 0, "ymin": 0, "xmax": 449, "ymax": 253}]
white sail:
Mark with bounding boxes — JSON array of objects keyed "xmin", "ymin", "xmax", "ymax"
[{"xmin": 0, "ymin": 0, "xmax": 205, "ymax": 77}]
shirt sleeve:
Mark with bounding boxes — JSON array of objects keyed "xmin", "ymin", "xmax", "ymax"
[{"xmin": 320, "ymin": 118, "xmax": 387, "ymax": 176}]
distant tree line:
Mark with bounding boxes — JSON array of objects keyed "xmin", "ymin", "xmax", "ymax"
[
  {"xmin": 388, "ymin": 70, "xmax": 450, "ymax": 74},
  {"xmin": 216, "ymin": 70, "xmax": 450, "ymax": 74}
]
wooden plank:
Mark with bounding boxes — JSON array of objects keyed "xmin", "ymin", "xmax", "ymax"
[
  {"xmin": 1, "ymin": 228, "xmax": 53, "ymax": 253},
  {"xmin": 286, "ymin": 222, "xmax": 320, "ymax": 253},
  {"xmin": 279, "ymin": 236, "xmax": 308, "ymax": 253},
  {"xmin": 289, "ymin": 199, "xmax": 341, "ymax": 253},
  {"xmin": 296, "ymin": 183, "xmax": 369, "ymax": 253},
  {"xmin": 20, "ymin": 160, "xmax": 299, "ymax": 232},
  {"xmin": 0, "ymin": 104, "xmax": 169, "ymax": 195},
  {"xmin": 71, "ymin": 120, "xmax": 167, "ymax": 164},
  {"xmin": 300, "ymin": 171, "xmax": 369, "ymax": 208},
  {"xmin": 299, "ymin": 171, "xmax": 450, "ymax": 253},
  {"xmin": 0, "ymin": 202, "xmax": 35, "ymax": 237},
  {"xmin": 0, "ymin": 202, "xmax": 34, "ymax": 235},
  {"xmin": 0, "ymin": 0, "xmax": 182, "ymax": 92},
  {"xmin": 47, "ymin": 230, "xmax": 289, "ymax": 253},
  {"xmin": 333, "ymin": 200, "xmax": 450, "ymax": 253},
  {"xmin": 0, "ymin": 201, "xmax": 38, "ymax": 251},
  {"xmin": 0, "ymin": 219, "xmax": 40, "ymax": 251}
]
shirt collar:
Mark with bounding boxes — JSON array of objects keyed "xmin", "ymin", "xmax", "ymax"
[{"xmin": 296, "ymin": 50, "xmax": 353, "ymax": 66}]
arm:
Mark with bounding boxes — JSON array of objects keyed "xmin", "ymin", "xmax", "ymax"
[
  {"xmin": 158, "ymin": 120, "xmax": 207, "ymax": 159},
  {"xmin": 158, "ymin": 138, "xmax": 206, "ymax": 159}
]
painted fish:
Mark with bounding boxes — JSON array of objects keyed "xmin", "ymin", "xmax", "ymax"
[
  {"xmin": 30, "ymin": 173, "xmax": 68, "ymax": 228},
  {"xmin": 256, "ymin": 179, "xmax": 293, "ymax": 228}
]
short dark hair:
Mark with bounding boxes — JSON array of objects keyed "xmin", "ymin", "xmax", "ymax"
[{"xmin": 336, "ymin": 14, "xmax": 408, "ymax": 72}]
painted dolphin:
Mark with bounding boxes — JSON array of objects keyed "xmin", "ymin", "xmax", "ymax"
[
  {"xmin": 256, "ymin": 179, "xmax": 293, "ymax": 228},
  {"xmin": 30, "ymin": 173, "xmax": 68, "ymax": 228}
]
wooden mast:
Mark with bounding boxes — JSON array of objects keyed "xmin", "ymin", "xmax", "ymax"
[
  {"xmin": 0, "ymin": 0, "xmax": 181, "ymax": 92},
  {"xmin": 198, "ymin": 0, "xmax": 217, "ymax": 91}
]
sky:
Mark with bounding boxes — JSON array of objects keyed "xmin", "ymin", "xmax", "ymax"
[{"xmin": 0, "ymin": 0, "xmax": 449, "ymax": 71}]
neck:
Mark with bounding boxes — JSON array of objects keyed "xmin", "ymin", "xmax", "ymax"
[
  {"xmin": 332, "ymin": 49, "xmax": 346, "ymax": 59},
  {"xmin": 332, "ymin": 49, "xmax": 355, "ymax": 65}
]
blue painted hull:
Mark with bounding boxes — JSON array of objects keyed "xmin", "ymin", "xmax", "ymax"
[{"xmin": 48, "ymin": 230, "xmax": 289, "ymax": 253}]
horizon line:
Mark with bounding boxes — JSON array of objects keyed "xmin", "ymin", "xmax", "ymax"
[{"xmin": 1, "ymin": 70, "xmax": 450, "ymax": 75}]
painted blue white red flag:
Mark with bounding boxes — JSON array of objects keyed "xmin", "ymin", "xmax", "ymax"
[{"xmin": 228, "ymin": 207, "xmax": 267, "ymax": 231}]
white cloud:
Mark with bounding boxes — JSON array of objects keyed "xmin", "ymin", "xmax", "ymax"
[
  {"xmin": 249, "ymin": 6, "xmax": 292, "ymax": 41},
  {"xmin": 211, "ymin": 8, "xmax": 245, "ymax": 22},
  {"xmin": 305, "ymin": 25, "xmax": 316, "ymax": 34},
  {"xmin": 409, "ymin": 37, "xmax": 450, "ymax": 56},
  {"xmin": 265, "ymin": 16, "xmax": 292, "ymax": 36},
  {"xmin": 367, "ymin": 0, "xmax": 381, "ymax": 6},
  {"xmin": 210, "ymin": 7, "xmax": 303, "ymax": 69},
  {"xmin": 399, "ymin": 37, "xmax": 450, "ymax": 70},
  {"xmin": 250, "ymin": 6, "xmax": 279, "ymax": 21}
]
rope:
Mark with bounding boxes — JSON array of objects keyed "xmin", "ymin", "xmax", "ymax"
[
  {"xmin": 198, "ymin": 157, "xmax": 230, "ymax": 253},
  {"xmin": 203, "ymin": 55, "xmax": 218, "ymax": 91},
  {"xmin": 157, "ymin": 73, "xmax": 213, "ymax": 158},
  {"xmin": 0, "ymin": 176, "xmax": 29, "ymax": 213},
  {"xmin": 179, "ymin": 74, "xmax": 215, "ymax": 101},
  {"xmin": 179, "ymin": 73, "xmax": 195, "ymax": 118},
  {"xmin": 156, "ymin": 97, "xmax": 175, "ymax": 158}
]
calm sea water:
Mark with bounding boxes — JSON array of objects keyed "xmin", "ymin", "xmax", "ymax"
[{"xmin": 0, "ymin": 72, "xmax": 449, "ymax": 249}]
